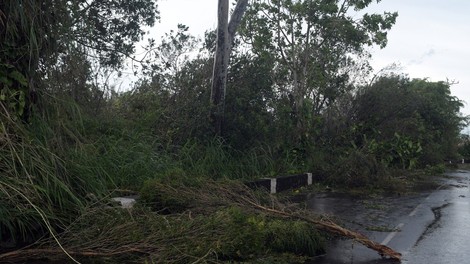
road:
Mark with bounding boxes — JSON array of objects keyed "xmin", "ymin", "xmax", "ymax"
[{"xmin": 302, "ymin": 170, "xmax": 470, "ymax": 264}]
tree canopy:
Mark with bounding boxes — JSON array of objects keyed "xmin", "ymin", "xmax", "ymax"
[
  {"xmin": 238, "ymin": 0, "xmax": 397, "ymax": 142},
  {"xmin": 352, "ymin": 76, "xmax": 466, "ymax": 168},
  {"xmin": 1, "ymin": 0, "xmax": 158, "ymax": 119}
]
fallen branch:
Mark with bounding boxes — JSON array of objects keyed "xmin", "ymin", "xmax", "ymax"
[
  {"xmin": 161, "ymin": 181, "xmax": 402, "ymax": 260},
  {"xmin": 237, "ymin": 195, "xmax": 402, "ymax": 261},
  {"xmin": 0, "ymin": 181, "xmax": 402, "ymax": 263}
]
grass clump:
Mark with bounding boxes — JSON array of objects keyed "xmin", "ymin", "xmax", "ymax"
[
  {"xmin": 0, "ymin": 98, "xmax": 89, "ymax": 247},
  {"xmin": 265, "ymin": 219, "xmax": 325, "ymax": 257},
  {"xmin": 210, "ymin": 206, "xmax": 325, "ymax": 260},
  {"xmin": 139, "ymin": 179, "xmax": 197, "ymax": 214},
  {"xmin": 328, "ymin": 149, "xmax": 388, "ymax": 188}
]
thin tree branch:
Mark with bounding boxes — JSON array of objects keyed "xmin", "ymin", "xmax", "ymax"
[{"xmin": 228, "ymin": 0, "xmax": 249, "ymax": 45}]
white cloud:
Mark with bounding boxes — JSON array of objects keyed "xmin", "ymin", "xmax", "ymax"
[
  {"xmin": 408, "ymin": 48, "xmax": 436, "ymax": 65},
  {"xmin": 368, "ymin": 0, "xmax": 470, "ymax": 115}
]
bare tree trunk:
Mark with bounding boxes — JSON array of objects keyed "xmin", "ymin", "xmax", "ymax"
[
  {"xmin": 210, "ymin": 0, "xmax": 248, "ymax": 136},
  {"xmin": 210, "ymin": 0, "xmax": 229, "ymax": 136}
]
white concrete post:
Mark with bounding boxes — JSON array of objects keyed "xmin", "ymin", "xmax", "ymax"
[
  {"xmin": 307, "ymin": 173, "xmax": 313, "ymax": 185},
  {"xmin": 270, "ymin": 178, "xmax": 277, "ymax": 194}
]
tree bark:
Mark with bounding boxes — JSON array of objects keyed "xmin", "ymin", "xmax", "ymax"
[
  {"xmin": 228, "ymin": 0, "xmax": 249, "ymax": 45},
  {"xmin": 210, "ymin": 0, "xmax": 248, "ymax": 136},
  {"xmin": 210, "ymin": 0, "xmax": 229, "ymax": 136}
]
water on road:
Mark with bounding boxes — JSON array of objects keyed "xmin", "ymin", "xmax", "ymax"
[
  {"xmin": 303, "ymin": 170, "xmax": 470, "ymax": 264},
  {"xmin": 403, "ymin": 171, "xmax": 470, "ymax": 264}
]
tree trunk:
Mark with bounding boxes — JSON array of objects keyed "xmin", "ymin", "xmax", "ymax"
[
  {"xmin": 210, "ymin": 0, "xmax": 229, "ymax": 136},
  {"xmin": 210, "ymin": 0, "xmax": 248, "ymax": 136}
]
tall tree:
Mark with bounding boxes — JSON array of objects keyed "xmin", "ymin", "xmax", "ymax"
[
  {"xmin": 239, "ymin": 0, "xmax": 397, "ymax": 142},
  {"xmin": 211, "ymin": 0, "xmax": 249, "ymax": 136},
  {"xmin": 352, "ymin": 76, "xmax": 467, "ymax": 167},
  {"xmin": 0, "ymin": 0, "xmax": 159, "ymax": 119}
]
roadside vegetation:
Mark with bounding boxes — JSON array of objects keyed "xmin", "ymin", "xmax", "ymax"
[{"xmin": 0, "ymin": 0, "xmax": 468, "ymax": 263}]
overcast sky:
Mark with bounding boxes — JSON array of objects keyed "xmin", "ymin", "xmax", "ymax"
[{"xmin": 152, "ymin": 0, "xmax": 470, "ymax": 116}]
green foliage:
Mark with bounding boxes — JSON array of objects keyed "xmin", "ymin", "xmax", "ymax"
[
  {"xmin": 350, "ymin": 75, "xmax": 466, "ymax": 169},
  {"xmin": 409, "ymin": 79, "xmax": 466, "ymax": 162},
  {"xmin": 213, "ymin": 207, "xmax": 325, "ymax": 259},
  {"xmin": 24, "ymin": 201, "xmax": 324, "ymax": 263},
  {"xmin": 121, "ymin": 180, "xmax": 327, "ymax": 262},
  {"xmin": 140, "ymin": 179, "xmax": 196, "ymax": 213},
  {"xmin": 213, "ymin": 207, "xmax": 267, "ymax": 259},
  {"xmin": 66, "ymin": 132, "xmax": 163, "ymax": 191},
  {"xmin": 389, "ymin": 133, "xmax": 422, "ymax": 169},
  {"xmin": 1, "ymin": 0, "xmax": 159, "ymax": 69},
  {"xmin": 266, "ymin": 219, "xmax": 325, "ymax": 257},
  {"xmin": 362, "ymin": 133, "xmax": 422, "ymax": 169},
  {"xmin": 1, "ymin": 0, "xmax": 467, "ymax": 257},
  {"xmin": 112, "ymin": 56, "xmax": 213, "ymax": 145},
  {"xmin": 239, "ymin": 0, "xmax": 397, "ymax": 143},
  {"xmin": 0, "ymin": 95, "xmax": 105, "ymax": 246},
  {"xmin": 224, "ymin": 53, "xmax": 276, "ymax": 147},
  {"xmin": 0, "ymin": 63, "xmax": 28, "ymax": 118},
  {"xmin": 329, "ymin": 149, "xmax": 387, "ymax": 187},
  {"xmin": 142, "ymin": 24, "xmax": 197, "ymax": 77},
  {"xmin": 458, "ymin": 134, "xmax": 470, "ymax": 158},
  {"xmin": 177, "ymin": 139, "xmax": 309, "ymax": 179},
  {"xmin": 1, "ymin": 0, "xmax": 159, "ymax": 123},
  {"xmin": 424, "ymin": 164, "xmax": 446, "ymax": 175}
]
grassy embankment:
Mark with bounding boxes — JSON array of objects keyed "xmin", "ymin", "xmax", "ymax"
[
  {"xmin": 1, "ymin": 97, "xmax": 329, "ymax": 263},
  {"xmin": 0, "ymin": 96, "xmax": 448, "ymax": 263}
]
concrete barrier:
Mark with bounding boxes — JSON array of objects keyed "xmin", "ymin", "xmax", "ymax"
[
  {"xmin": 246, "ymin": 173, "xmax": 313, "ymax": 194},
  {"xmin": 244, "ymin": 178, "xmax": 272, "ymax": 192},
  {"xmin": 445, "ymin": 159, "xmax": 469, "ymax": 164}
]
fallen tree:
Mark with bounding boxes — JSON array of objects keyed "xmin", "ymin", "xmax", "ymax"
[
  {"xmin": 213, "ymin": 182, "xmax": 402, "ymax": 261},
  {"xmin": 244, "ymin": 198, "xmax": 402, "ymax": 260},
  {"xmin": 0, "ymin": 180, "xmax": 401, "ymax": 263}
]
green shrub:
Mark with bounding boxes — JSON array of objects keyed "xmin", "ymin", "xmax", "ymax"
[
  {"xmin": 209, "ymin": 207, "xmax": 325, "ymax": 260},
  {"xmin": 213, "ymin": 207, "xmax": 267, "ymax": 259},
  {"xmin": 139, "ymin": 179, "xmax": 195, "ymax": 214},
  {"xmin": 266, "ymin": 219, "xmax": 325, "ymax": 257},
  {"xmin": 329, "ymin": 149, "xmax": 387, "ymax": 187},
  {"xmin": 425, "ymin": 164, "xmax": 446, "ymax": 175}
]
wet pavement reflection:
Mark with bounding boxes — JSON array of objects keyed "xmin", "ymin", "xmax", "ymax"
[
  {"xmin": 302, "ymin": 170, "xmax": 470, "ymax": 264},
  {"xmin": 403, "ymin": 172, "xmax": 470, "ymax": 264}
]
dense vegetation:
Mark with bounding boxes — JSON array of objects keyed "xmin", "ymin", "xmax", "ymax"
[{"xmin": 0, "ymin": 0, "xmax": 467, "ymax": 262}]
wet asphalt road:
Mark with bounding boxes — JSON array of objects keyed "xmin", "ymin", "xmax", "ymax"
[{"xmin": 303, "ymin": 170, "xmax": 470, "ymax": 264}]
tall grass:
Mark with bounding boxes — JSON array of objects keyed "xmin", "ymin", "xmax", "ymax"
[
  {"xmin": 178, "ymin": 139, "xmax": 307, "ymax": 180},
  {"xmin": 0, "ymin": 95, "xmax": 110, "ymax": 245},
  {"xmin": 1, "ymin": 115, "xmax": 77, "ymax": 244},
  {"xmin": 66, "ymin": 129, "xmax": 174, "ymax": 191},
  {"xmin": 0, "ymin": 89, "xmax": 312, "ymax": 247}
]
